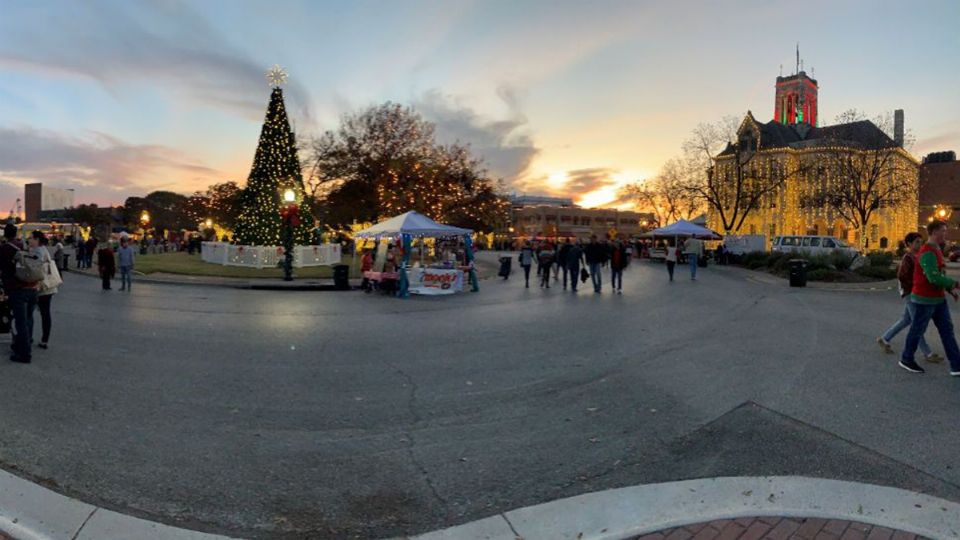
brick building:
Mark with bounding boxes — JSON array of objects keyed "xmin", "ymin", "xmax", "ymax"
[
  {"xmin": 511, "ymin": 199, "xmax": 653, "ymax": 242},
  {"xmin": 919, "ymin": 151, "xmax": 960, "ymax": 242}
]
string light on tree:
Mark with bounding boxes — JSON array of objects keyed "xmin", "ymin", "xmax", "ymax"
[{"xmin": 234, "ymin": 66, "xmax": 314, "ymax": 246}]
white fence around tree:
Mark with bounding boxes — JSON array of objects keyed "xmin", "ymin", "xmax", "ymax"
[{"xmin": 201, "ymin": 242, "xmax": 342, "ymax": 269}]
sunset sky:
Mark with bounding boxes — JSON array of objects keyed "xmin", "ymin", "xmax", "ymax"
[{"xmin": 1, "ymin": 0, "xmax": 959, "ymax": 214}]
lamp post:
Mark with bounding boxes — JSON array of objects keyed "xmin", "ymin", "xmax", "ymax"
[
  {"xmin": 280, "ymin": 189, "xmax": 299, "ymax": 281},
  {"xmin": 140, "ymin": 211, "xmax": 150, "ymax": 254}
]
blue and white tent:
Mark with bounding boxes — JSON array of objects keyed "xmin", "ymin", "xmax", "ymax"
[
  {"xmin": 644, "ymin": 219, "xmax": 722, "ymax": 240},
  {"xmin": 352, "ymin": 211, "xmax": 472, "ymax": 238}
]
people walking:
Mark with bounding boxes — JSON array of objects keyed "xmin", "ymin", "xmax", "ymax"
[
  {"xmin": 610, "ymin": 240, "xmax": 628, "ymax": 294},
  {"xmin": 684, "ymin": 236, "xmax": 703, "ymax": 280},
  {"xmin": 97, "ymin": 239, "xmax": 116, "ymax": 291},
  {"xmin": 665, "ymin": 242, "xmax": 678, "ymax": 282},
  {"xmin": 519, "ymin": 241, "xmax": 535, "ymax": 288},
  {"xmin": 538, "ymin": 246, "xmax": 554, "ymax": 288},
  {"xmin": 584, "ymin": 235, "xmax": 605, "ymax": 293},
  {"xmin": 1, "ymin": 224, "xmax": 40, "ymax": 363},
  {"xmin": 31, "ymin": 232, "xmax": 61, "ymax": 350},
  {"xmin": 878, "ymin": 232, "xmax": 941, "ymax": 361},
  {"xmin": 567, "ymin": 240, "xmax": 585, "ymax": 293},
  {"xmin": 558, "ymin": 240, "xmax": 572, "ymax": 290},
  {"xmin": 117, "ymin": 236, "xmax": 135, "ymax": 291},
  {"xmin": 899, "ymin": 220, "xmax": 960, "ymax": 374}
]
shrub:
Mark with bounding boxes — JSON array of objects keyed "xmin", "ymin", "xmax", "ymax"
[
  {"xmin": 768, "ymin": 252, "xmax": 795, "ymax": 274},
  {"xmin": 829, "ymin": 251, "xmax": 855, "ymax": 271},
  {"xmin": 741, "ymin": 251, "xmax": 769, "ymax": 269},
  {"xmin": 866, "ymin": 251, "xmax": 894, "ymax": 268},
  {"xmin": 855, "ymin": 265, "xmax": 897, "ymax": 280},
  {"xmin": 807, "ymin": 268, "xmax": 847, "ymax": 282}
]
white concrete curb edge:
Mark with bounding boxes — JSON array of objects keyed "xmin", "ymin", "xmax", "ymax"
[
  {"xmin": 406, "ymin": 476, "xmax": 960, "ymax": 540},
  {"xmin": 0, "ymin": 468, "xmax": 238, "ymax": 540}
]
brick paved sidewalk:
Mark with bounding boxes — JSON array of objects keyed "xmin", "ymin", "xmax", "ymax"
[{"xmin": 632, "ymin": 517, "xmax": 930, "ymax": 540}]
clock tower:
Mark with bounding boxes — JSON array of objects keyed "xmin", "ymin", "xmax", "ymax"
[{"xmin": 774, "ymin": 47, "xmax": 818, "ymax": 126}]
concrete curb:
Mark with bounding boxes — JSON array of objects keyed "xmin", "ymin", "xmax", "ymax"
[
  {"xmin": 0, "ymin": 468, "xmax": 238, "ymax": 540},
  {"xmin": 404, "ymin": 476, "xmax": 960, "ymax": 540}
]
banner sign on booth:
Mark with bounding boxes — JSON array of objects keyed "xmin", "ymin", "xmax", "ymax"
[{"xmin": 409, "ymin": 268, "xmax": 463, "ymax": 295}]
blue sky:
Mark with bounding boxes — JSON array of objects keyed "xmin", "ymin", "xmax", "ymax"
[{"xmin": 1, "ymin": 0, "xmax": 958, "ymax": 213}]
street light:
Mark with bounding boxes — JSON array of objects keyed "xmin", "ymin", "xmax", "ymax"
[
  {"xmin": 205, "ymin": 218, "xmax": 213, "ymax": 229},
  {"xmin": 280, "ymin": 188, "xmax": 300, "ymax": 281}
]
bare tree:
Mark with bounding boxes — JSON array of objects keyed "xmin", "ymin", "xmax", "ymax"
[
  {"xmin": 619, "ymin": 159, "xmax": 703, "ymax": 226},
  {"xmin": 811, "ymin": 109, "xmax": 917, "ymax": 250},
  {"xmin": 681, "ymin": 114, "xmax": 816, "ymax": 234}
]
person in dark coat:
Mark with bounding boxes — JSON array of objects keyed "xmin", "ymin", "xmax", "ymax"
[
  {"xmin": 610, "ymin": 240, "xmax": 629, "ymax": 294},
  {"xmin": 85, "ymin": 237, "xmax": 98, "ymax": 268},
  {"xmin": 97, "ymin": 240, "xmax": 115, "ymax": 290},
  {"xmin": 557, "ymin": 240, "xmax": 572, "ymax": 290},
  {"xmin": 0, "ymin": 224, "xmax": 39, "ymax": 363},
  {"xmin": 566, "ymin": 241, "xmax": 586, "ymax": 293}
]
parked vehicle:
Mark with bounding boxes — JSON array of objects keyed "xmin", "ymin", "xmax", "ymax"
[
  {"xmin": 724, "ymin": 234, "xmax": 766, "ymax": 256},
  {"xmin": 771, "ymin": 235, "xmax": 860, "ymax": 258}
]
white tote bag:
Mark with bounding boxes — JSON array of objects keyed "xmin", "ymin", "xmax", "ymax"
[{"xmin": 41, "ymin": 258, "xmax": 63, "ymax": 293}]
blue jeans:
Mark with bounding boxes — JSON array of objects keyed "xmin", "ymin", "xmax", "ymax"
[
  {"xmin": 611, "ymin": 268, "xmax": 623, "ymax": 290},
  {"xmin": 882, "ymin": 300, "xmax": 932, "ymax": 356},
  {"xmin": 569, "ymin": 264, "xmax": 580, "ymax": 291},
  {"xmin": 9, "ymin": 288, "xmax": 37, "ymax": 360},
  {"xmin": 589, "ymin": 263, "xmax": 602, "ymax": 291},
  {"xmin": 688, "ymin": 254, "xmax": 698, "ymax": 279},
  {"xmin": 903, "ymin": 301, "xmax": 960, "ymax": 371},
  {"xmin": 120, "ymin": 265, "xmax": 133, "ymax": 290}
]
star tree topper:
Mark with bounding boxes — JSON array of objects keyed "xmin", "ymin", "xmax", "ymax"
[{"xmin": 266, "ymin": 64, "xmax": 288, "ymax": 87}]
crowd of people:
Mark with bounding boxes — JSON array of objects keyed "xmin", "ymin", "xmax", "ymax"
[
  {"xmin": 0, "ymin": 224, "xmax": 63, "ymax": 364},
  {"xmin": 512, "ymin": 235, "xmax": 632, "ymax": 293},
  {"xmin": 878, "ymin": 220, "xmax": 960, "ymax": 376}
]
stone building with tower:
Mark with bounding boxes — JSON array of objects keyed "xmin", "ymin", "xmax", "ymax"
[{"xmin": 707, "ymin": 60, "xmax": 918, "ymax": 251}]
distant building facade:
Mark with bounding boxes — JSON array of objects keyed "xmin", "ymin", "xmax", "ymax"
[
  {"xmin": 919, "ymin": 151, "xmax": 960, "ymax": 242},
  {"xmin": 24, "ymin": 183, "xmax": 75, "ymax": 222},
  {"xmin": 511, "ymin": 200, "xmax": 652, "ymax": 241}
]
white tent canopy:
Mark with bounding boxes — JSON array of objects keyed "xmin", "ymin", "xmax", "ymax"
[
  {"xmin": 643, "ymin": 219, "xmax": 722, "ymax": 240},
  {"xmin": 352, "ymin": 211, "xmax": 472, "ymax": 238}
]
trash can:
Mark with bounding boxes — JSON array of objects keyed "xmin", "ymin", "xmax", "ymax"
[
  {"xmin": 333, "ymin": 264, "xmax": 350, "ymax": 290},
  {"xmin": 788, "ymin": 259, "xmax": 808, "ymax": 287},
  {"xmin": 498, "ymin": 256, "xmax": 512, "ymax": 279}
]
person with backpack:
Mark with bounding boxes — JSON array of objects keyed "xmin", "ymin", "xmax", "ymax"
[
  {"xmin": 31, "ymin": 231, "xmax": 61, "ymax": 350},
  {"xmin": 518, "ymin": 241, "xmax": 535, "ymax": 288},
  {"xmin": 0, "ymin": 224, "xmax": 42, "ymax": 363},
  {"xmin": 876, "ymin": 232, "xmax": 940, "ymax": 362},
  {"xmin": 97, "ymin": 239, "xmax": 116, "ymax": 291},
  {"xmin": 899, "ymin": 220, "xmax": 960, "ymax": 374},
  {"xmin": 538, "ymin": 245, "xmax": 555, "ymax": 289}
]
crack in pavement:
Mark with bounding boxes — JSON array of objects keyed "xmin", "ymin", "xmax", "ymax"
[
  {"xmin": 70, "ymin": 507, "xmax": 98, "ymax": 540},
  {"xmin": 391, "ymin": 364, "xmax": 449, "ymax": 508}
]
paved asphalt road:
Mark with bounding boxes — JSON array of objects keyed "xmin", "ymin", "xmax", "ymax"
[{"xmin": 1, "ymin": 257, "xmax": 959, "ymax": 539}]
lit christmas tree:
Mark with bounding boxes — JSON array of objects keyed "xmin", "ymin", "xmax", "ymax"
[{"xmin": 234, "ymin": 65, "xmax": 314, "ymax": 246}]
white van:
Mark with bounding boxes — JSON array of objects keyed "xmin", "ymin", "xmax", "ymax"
[{"xmin": 771, "ymin": 235, "xmax": 859, "ymax": 257}]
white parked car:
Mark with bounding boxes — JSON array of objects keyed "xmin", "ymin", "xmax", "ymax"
[{"xmin": 771, "ymin": 235, "xmax": 860, "ymax": 258}]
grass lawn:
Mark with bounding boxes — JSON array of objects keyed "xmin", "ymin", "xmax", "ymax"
[{"xmin": 133, "ymin": 252, "xmax": 358, "ymax": 279}]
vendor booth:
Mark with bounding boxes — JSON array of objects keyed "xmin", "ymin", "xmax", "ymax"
[
  {"xmin": 353, "ymin": 211, "xmax": 479, "ymax": 297},
  {"xmin": 641, "ymin": 219, "xmax": 722, "ymax": 260}
]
